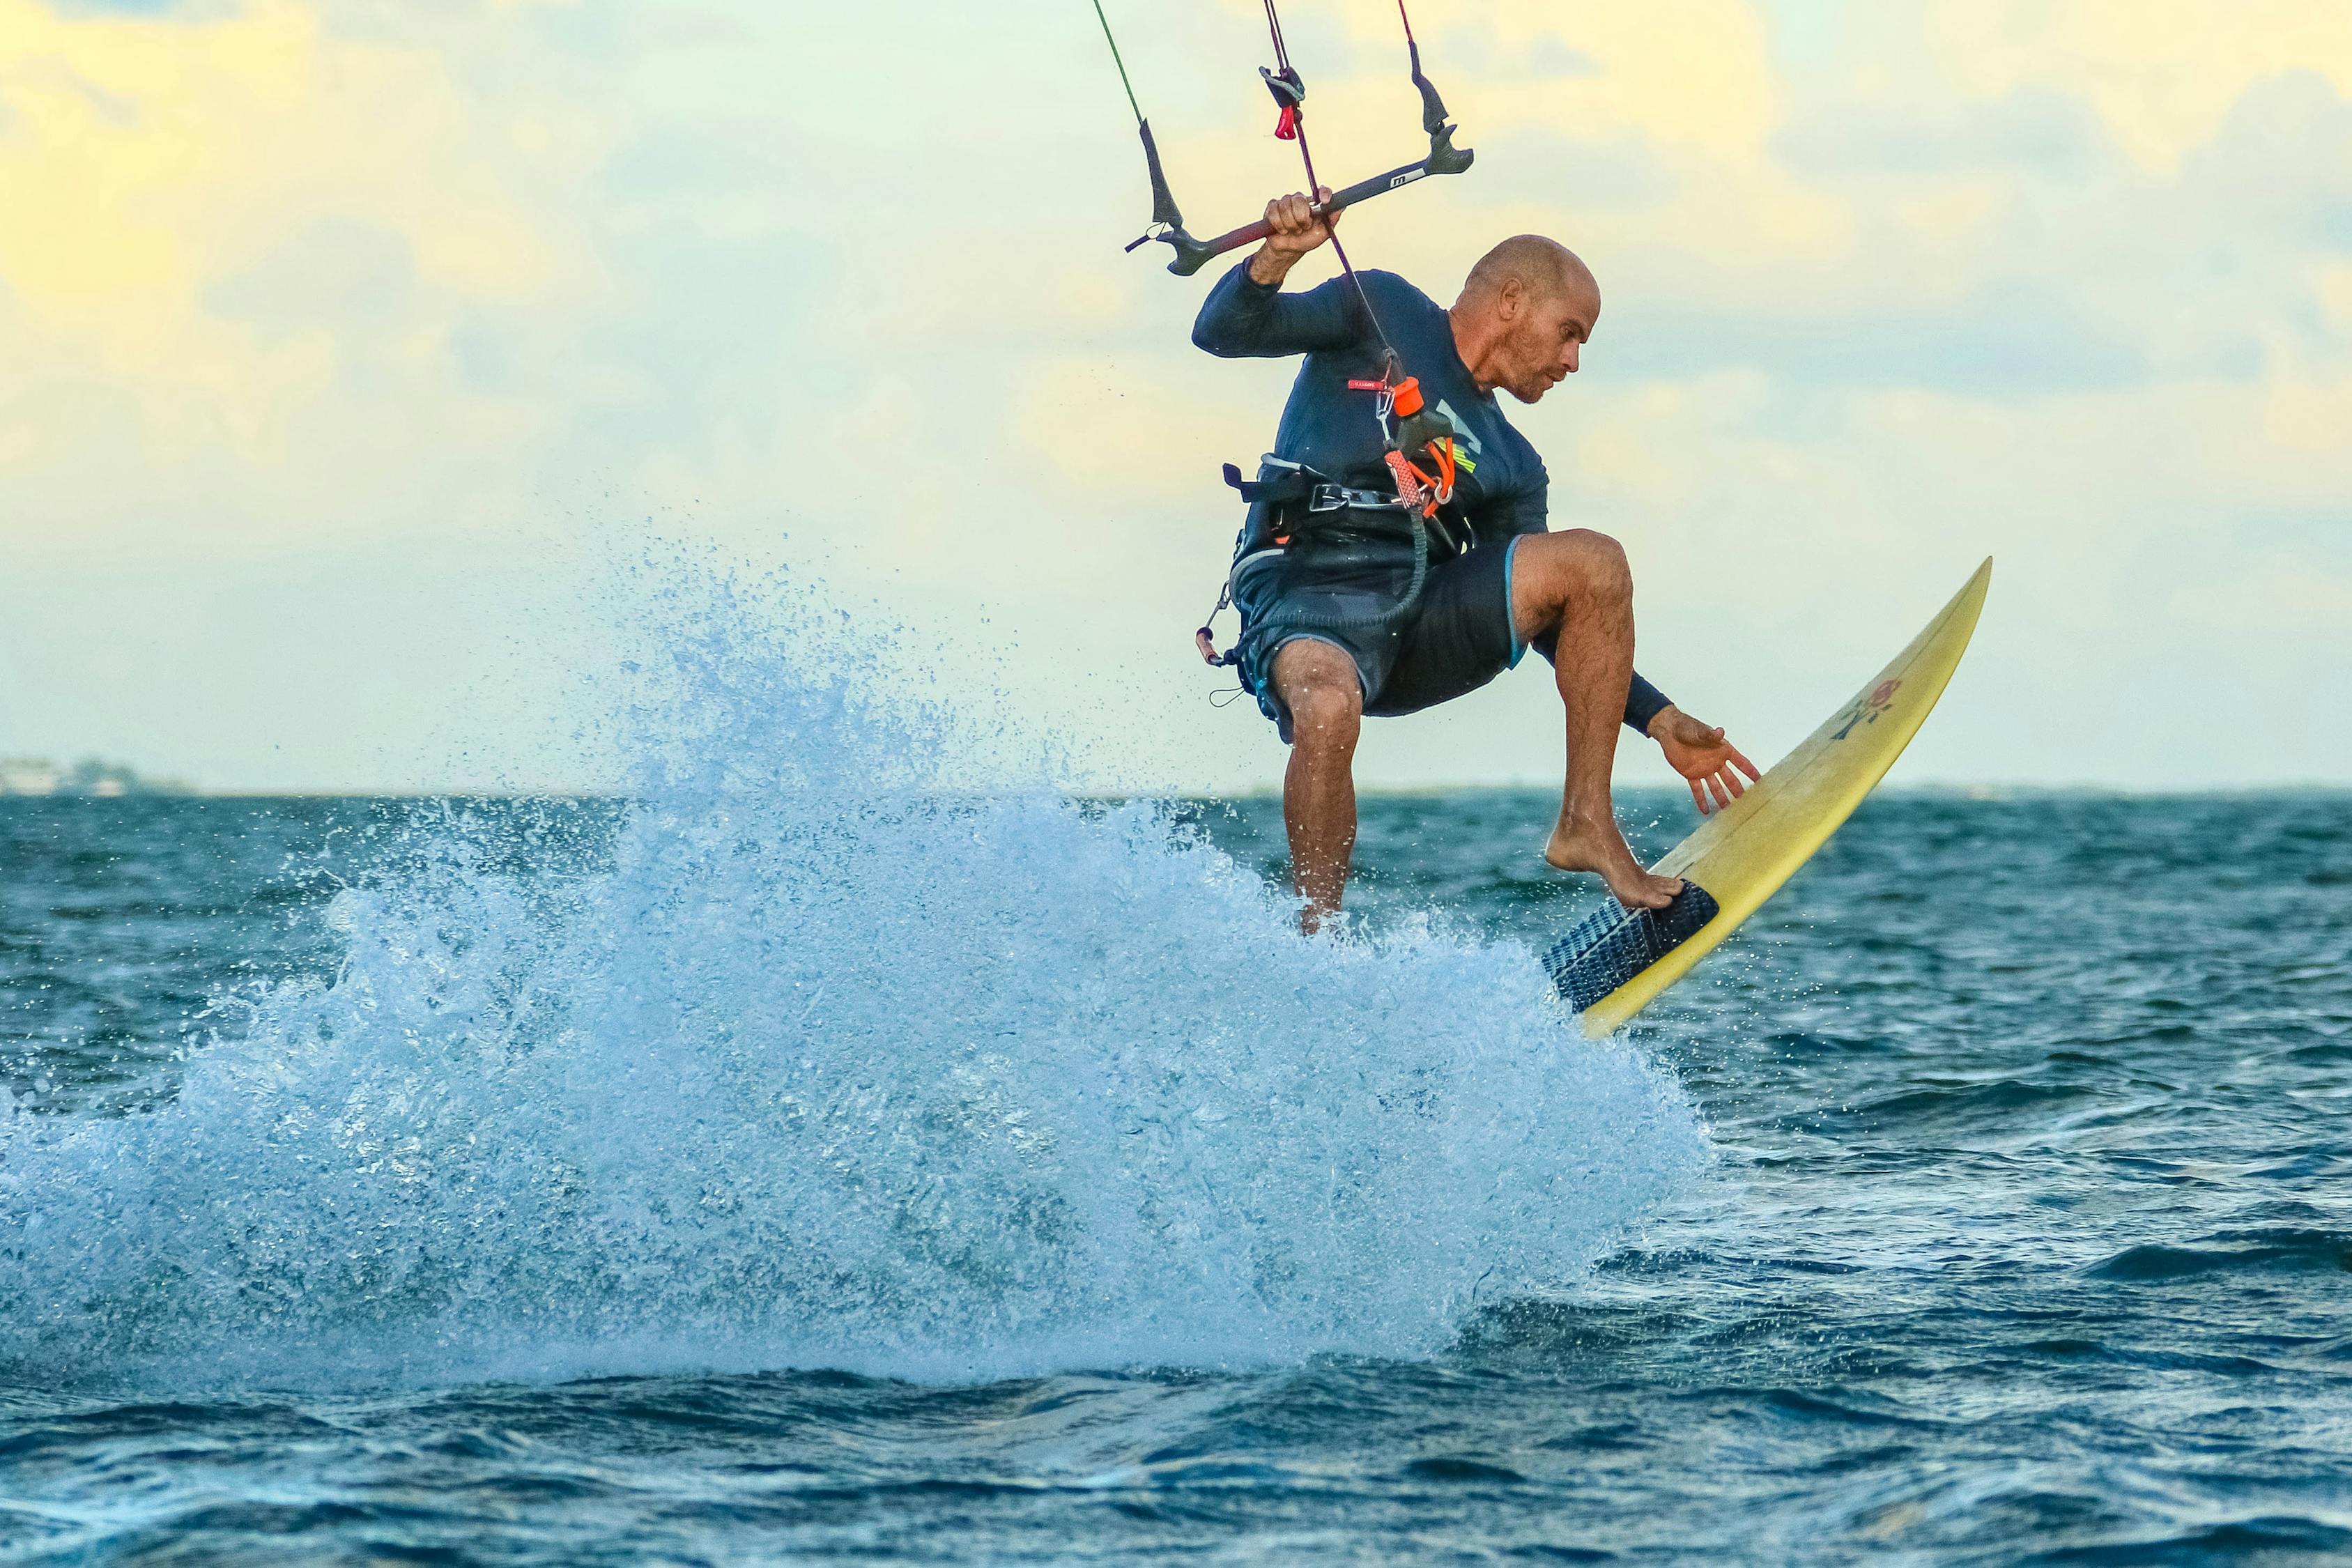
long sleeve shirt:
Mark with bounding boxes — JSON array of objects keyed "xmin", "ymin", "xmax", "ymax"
[{"xmin": 1194, "ymin": 261, "xmax": 1672, "ymax": 732}]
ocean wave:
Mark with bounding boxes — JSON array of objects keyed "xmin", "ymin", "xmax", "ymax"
[
  {"xmin": 2084, "ymin": 1229, "xmax": 2352, "ymax": 1282},
  {"xmin": 0, "ymin": 560, "xmax": 1705, "ymax": 1391}
]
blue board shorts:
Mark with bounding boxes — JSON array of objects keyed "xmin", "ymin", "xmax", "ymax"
[{"xmin": 1230, "ymin": 514, "xmax": 1528, "ymax": 741}]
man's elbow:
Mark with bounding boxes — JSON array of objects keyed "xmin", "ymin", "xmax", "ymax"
[{"xmin": 1191, "ymin": 317, "xmax": 1238, "ymax": 356}]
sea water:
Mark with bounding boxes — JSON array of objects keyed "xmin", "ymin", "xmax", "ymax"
[{"xmin": 2, "ymin": 571, "xmax": 2347, "ymax": 1564}]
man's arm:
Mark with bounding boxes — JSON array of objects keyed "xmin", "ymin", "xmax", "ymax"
[
  {"xmin": 1191, "ymin": 188, "xmax": 1365, "ymax": 358},
  {"xmin": 1624, "ymin": 673, "xmax": 1674, "ymax": 735}
]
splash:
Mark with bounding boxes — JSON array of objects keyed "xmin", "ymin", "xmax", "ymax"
[{"xmin": 0, "ymin": 558, "xmax": 1706, "ymax": 1390}]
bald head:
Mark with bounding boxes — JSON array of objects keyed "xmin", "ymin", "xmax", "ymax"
[
  {"xmin": 1447, "ymin": 236, "xmax": 1601, "ymax": 404},
  {"xmin": 1461, "ymin": 235, "xmax": 1597, "ymax": 309}
]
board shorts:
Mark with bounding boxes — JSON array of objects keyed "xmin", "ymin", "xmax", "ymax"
[{"xmin": 1229, "ymin": 512, "xmax": 1530, "ymax": 742}]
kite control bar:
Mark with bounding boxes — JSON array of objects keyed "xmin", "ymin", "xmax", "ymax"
[
  {"xmin": 1095, "ymin": 0, "xmax": 1474, "ymax": 277},
  {"xmin": 1135, "ymin": 122, "xmax": 1473, "ymax": 277}
]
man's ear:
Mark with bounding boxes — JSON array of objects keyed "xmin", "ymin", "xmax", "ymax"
[{"xmin": 1496, "ymin": 277, "xmax": 1525, "ymax": 321}]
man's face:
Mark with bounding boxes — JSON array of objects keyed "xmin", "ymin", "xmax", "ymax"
[{"xmin": 1497, "ymin": 280, "xmax": 1600, "ymax": 403}]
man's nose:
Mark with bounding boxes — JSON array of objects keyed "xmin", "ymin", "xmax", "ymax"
[{"xmin": 1564, "ymin": 344, "xmax": 1581, "ymax": 374}]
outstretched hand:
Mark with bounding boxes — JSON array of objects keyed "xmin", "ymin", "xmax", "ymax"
[{"xmin": 1649, "ymin": 706, "xmax": 1762, "ymax": 815}]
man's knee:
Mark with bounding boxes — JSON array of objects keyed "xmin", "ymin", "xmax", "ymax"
[
  {"xmin": 1272, "ymin": 641, "xmax": 1362, "ymax": 751},
  {"xmin": 1553, "ymin": 528, "xmax": 1631, "ymax": 600},
  {"xmin": 1514, "ymin": 529, "xmax": 1632, "ymax": 639},
  {"xmin": 1290, "ymin": 683, "xmax": 1362, "ymax": 746}
]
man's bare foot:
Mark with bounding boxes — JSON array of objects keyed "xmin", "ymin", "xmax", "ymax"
[{"xmin": 1544, "ymin": 811, "xmax": 1684, "ymax": 909}]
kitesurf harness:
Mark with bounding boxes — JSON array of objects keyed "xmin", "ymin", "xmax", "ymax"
[{"xmin": 1091, "ymin": 1, "xmax": 1478, "ymax": 677}]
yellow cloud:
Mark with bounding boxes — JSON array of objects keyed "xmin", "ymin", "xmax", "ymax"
[
  {"xmin": 0, "ymin": 0, "xmax": 603, "ymax": 553},
  {"xmin": 1490, "ymin": 0, "xmax": 1779, "ymax": 166}
]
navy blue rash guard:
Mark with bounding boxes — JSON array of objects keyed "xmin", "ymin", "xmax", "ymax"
[{"xmin": 1193, "ymin": 262, "xmax": 1673, "ymax": 732}]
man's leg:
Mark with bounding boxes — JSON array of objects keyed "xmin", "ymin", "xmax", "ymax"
[
  {"xmin": 1509, "ymin": 530, "xmax": 1684, "ymax": 910},
  {"xmin": 1270, "ymin": 638, "xmax": 1364, "ymax": 930}
]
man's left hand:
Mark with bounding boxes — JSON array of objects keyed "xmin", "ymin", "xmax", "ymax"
[{"xmin": 1648, "ymin": 705, "xmax": 1762, "ymax": 815}]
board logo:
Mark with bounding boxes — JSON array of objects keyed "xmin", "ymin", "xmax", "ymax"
[{"xmin": 1830, "ymin": 678, "xmax": 1903, "ymax": 740}]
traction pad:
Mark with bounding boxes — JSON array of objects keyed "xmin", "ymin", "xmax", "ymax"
[{"xmin": 1542, "ymin": 882, "xmax": 1722, "ymax": 1015}]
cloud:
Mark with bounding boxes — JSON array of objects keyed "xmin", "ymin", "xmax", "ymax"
[
  {"xmin": 1614, "ymin": 281, "xmax": 2155, "ymax": 394},
  {"xmin": 203, "ymin": 217, "xmax": 419, "ymax": 335},
  {"xmin": 1774, "ymin": 86, "xmax": 2113, "ymax": 183},
  {"xmin": 40, "ymin": 0, "xmax": 190, "ymax": 15}
]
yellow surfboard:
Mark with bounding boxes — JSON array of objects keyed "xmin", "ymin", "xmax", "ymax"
[{"xmin": 1564, "ymin": 558, "xmax": 1992, "ymax": 1038}]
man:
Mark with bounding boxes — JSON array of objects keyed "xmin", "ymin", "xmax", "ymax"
[{"xmin": 1194, "ymin": 189, "xmax": 1758, "ymax": 925}]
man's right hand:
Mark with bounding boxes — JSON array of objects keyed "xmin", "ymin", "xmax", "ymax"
[
  {"xmin": 1247, "ymin": 187, "xmax": 1339, "ymax": 286},
  {"xmin": 1648, "ymin": 706, "xmax": 1762, "ymax": 815}
]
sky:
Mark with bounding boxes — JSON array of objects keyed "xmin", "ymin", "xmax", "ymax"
[{"xmin": 1, "ymin": 0, "xmax": 2349, "ymax": 793}]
